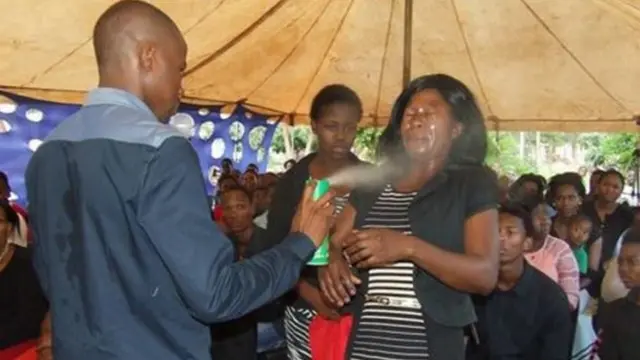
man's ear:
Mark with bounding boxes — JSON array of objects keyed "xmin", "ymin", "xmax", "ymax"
[{"xmin": 138, "ymin": 43, "xmax": 156, "ymax": 73}]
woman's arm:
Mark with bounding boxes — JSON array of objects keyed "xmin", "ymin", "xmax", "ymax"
[
  {"xmin": 554, "ymin": 243, "xmax": 580, "ymax": 310},
  {"xmin": 407, "ymin": 209, "xmax": 499, "ymax": 295}
]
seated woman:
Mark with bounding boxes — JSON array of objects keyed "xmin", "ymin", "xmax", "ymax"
[
  {"xmin": 524, "ymin": 199, "xmax": 580, "ymax": 310},
  {"xmin": 467, "ymin": 204, "xmax": 572, "ymax": 360},
  {"xmin": 320, "ymin": 74, "xmax": 499, "ymax": 360},
  {"xmin": 0, "ymin": 200, "xmax": 48, "ymax": 351},
  {"xmin": 210, "ymin": 185, "xmax": 285, "ymax": 360}
]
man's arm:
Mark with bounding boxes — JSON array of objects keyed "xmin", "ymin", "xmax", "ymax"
[{"xmin": 138, "ymin": 137, "xmax": 316, "ymax": 323}]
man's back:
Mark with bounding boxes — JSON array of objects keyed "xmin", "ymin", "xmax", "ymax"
[
  {"xmin": 26, "ymin": 89, "xmax": 317, "ymax": 359},
  {"xmin": 26, "ymin": 89, "xmax": 214, "ymax": 359}
]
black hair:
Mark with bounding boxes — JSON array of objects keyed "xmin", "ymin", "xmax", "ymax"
[
  {"xmin": 622, "ymin": 225, "xmax": 640, "ymax": 246},
  {"xmin": 546, "ymin": 172, "xmax": 586, "ymax": 204},
  {"xmin": 217, "ymin": 174, "xmax": 238, "ymax": 186},
  {"xmin": 0, "ymin": 171, "xmax": 8, "ymax": 188},
  {"xmin": 509, "ymin": 173, "xmax": 546, "ymax": 203},
  {"xmin": 591, "ymin": 169, "xmax": 605, "ymax": 177},
  {"xmin": 599, "ymin": 169, "xmax": 625, "ymax": 187},
  {"xmin": 499, "ymin": 202, "xmax": 535, "ymax": 238},
  {"xmin": 377, "ymin": 74, "xmax": 487, "ymax": 167},
  {"xmin": 520, "ymin": 196, "xmax": 548, "ymax": 214},
  {"xmin": 246, "ymin": 163, "xmax": 258, "ymax": 171},
  {"xmin": 221, "ymin": 185, "xmax": 253, "ymax": 203},
  {"xmin": 309, "ymin": 84, "xmax": 363, "ymax": 122},
  {"xmin": 221, "ymin": 158, "xmax": 232, "ymax": 166},
  {"xmin": 0, "ymin": 199, "xmax": 19, "ymax": 233},
  {"xmin": 568, "ymin": 213, "xmax": 592, "ymax": 227}
]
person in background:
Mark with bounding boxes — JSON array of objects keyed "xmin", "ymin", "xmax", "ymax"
[
  {"xmin": 211, "ymin": 185, "xmax": 274, "ymax": 360},
  {"xmin": 525, "ymin": 199, "xmax": 580, "ymax": 310},
  {"xmin": 24, "ymin": 2, "xmax": 335, "ymax": 359},
  {"xmin": 0, "ymin": 171, "xmax": 28, "ymax": 220},
  {"xmin": 283, "ymin": 159, "xmax": 296, "ymax": 172},
  {"xmin": 548, "ymin": 174, "xmax": 602, "ymax": 273},
  {"xmin": 241, "ymin": 170, "xmax": 260, "ymax": 193},
  {"xmin": 468, "ymin": 204, "xmax": 572, "ymax": 360},
  {"xmin": 497, "ymin": 175, "xmax": 511, "ymax": 203},
  {"xmin": 583, "ymin": 169, "xmax": 633, "ymax": 269},
  {"xmin": 254, "ymin": 174, "xmax": 278, "ymax": 230},
  {"xmin": 221, "ymin": 158, "xmax": 234, "ymax": 175},
  {"xmin": 600, "ymin": 208, "xmax": 640, "ymax": 303},
  {"xmin": 508, "ymin": 173, "xmax": 546, "ymax": 205},
  {"xmin": 598, "ymin": 228, "xmax": 640, "ymax": 360},
  {"xmin": 264, "ymin": 84, "xmax": 365, "ymax": 360},
  {"xmin": 585, "ymin": 169, "xmax": 604, "ymax": 203},
  {"xmin": 0, "ymin": 200, "xmax": 48, "ymax": 351},
  {"xmin": 213, "ymin": 174, "xmax": 240, "ymax": 224},
  {"xmin": 567, "ymin": 213, "xmax": 594, "ymax": 288},
  {"xmin": 246, "ymin": 163, "xmax": 259, "ymax": 173},
  {"xmin": 0, "ymin": 171, "xmax": 29, "ymax": 247}
]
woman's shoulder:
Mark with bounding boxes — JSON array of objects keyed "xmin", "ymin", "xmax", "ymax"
[{"xmin": 545, "ymin": 236, "xmax": 573, "ymax": 255}]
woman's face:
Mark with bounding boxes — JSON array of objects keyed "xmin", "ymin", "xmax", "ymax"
[
  {"xmin": 518, "ymin": 181, "xmax": 539, "ymax": 200},
  {"xmin": 221, "ymin": 190, "xmax": 254, "ymax": 235},
  {"xmin": 218, "ymin": 178, "xmax": 237, "ymax": 192},
  {"xmin": 400, "ymin": 89, "xmax": 461, "ymax": 162},
  {"xmin": 311, "ymin": 103, "xmax": 359, "ymax": 161},
  {"xmin": 241, "ymin": 172, "xmax": 259, "ymax": 192},
  {"xmin": 598, "ymin": 174, "xmax": 623, "ymax": 203},
  {"xmin": 498, "ymin": 212, "xmax": 528, "ymax": 264},
  {"xmin": 0, "ymin": 207, "xmax": 13, "ymax": 248},
  {"xmin": 531, "ymin": 204, "xmax": 551, "ymax": 237},
  {"xmin": 554, "ymin": 184, "xmax": 581, "ymax": 217}
]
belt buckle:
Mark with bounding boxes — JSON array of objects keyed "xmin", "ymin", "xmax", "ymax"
[{"xmin": 365, "ymin": 295, "xmax": 389, "ymax": 305}]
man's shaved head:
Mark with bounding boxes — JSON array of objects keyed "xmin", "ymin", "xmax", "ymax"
[{"xmin": 92, "ymin": 0, "xmax": 187, "ymax": 122}]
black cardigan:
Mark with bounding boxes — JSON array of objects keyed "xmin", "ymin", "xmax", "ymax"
[{"xmin": 263, "ymin": 153, "xmax": 363, "ymax": 309}]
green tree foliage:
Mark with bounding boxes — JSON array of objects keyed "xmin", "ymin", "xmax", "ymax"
[
  {"xmin": 353, "ymin": 127, "xmax": 383, "ymax": 161},
  {"xmin": 485, "ymin": 132, "xmax": 536, "ymax": 176},
  {"xmin": 270, "ymin": 126, "xmax": 309, "ymax": 153},
  {"xmin": 582, "ymin": 133, "xmax": 638, "ymax": 174}
]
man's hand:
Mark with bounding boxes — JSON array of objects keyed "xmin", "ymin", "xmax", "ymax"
[{"xmin": 291, "ymin": 182, "xmax": 335, "ymax": 247}]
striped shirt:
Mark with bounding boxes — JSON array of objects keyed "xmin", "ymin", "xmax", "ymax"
[
  {"xmin": 525, "ymin": 235, "xmax": 580, "ymax": 310},
  {"xmin": 350, "ymin": 185, "xmax": 429, "ymax": 360}
]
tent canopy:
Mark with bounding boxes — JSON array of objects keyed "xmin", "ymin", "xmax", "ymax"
[{"xmin": 1, "ymin": 0, "xmax": 640, "ymax": 132}]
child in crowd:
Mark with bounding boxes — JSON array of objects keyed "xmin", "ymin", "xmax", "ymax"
[{"xmin": 567, "ymin": 214, "xmax": 593, "ymax": 289}]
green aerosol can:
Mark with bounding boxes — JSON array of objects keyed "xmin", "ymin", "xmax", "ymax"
[{"xmin": 306, "ymin": 178, "xmax": 331, "ymax": 266}]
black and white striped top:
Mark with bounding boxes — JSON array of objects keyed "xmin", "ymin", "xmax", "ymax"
[{"xmin": 350, "ymin": 185, "xmax": 429, "ymax": 360}]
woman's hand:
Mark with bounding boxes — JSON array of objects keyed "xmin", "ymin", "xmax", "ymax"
[
  {"xmin": 344, "ymin": 228, "xmax": 415, "ymax": 268},
  {"xmin": 319, "ymin": 249, "xmax": 361, "ymax": 307},
  {"xmin": 297, "ymin": 280, "xmax": 340, "ymax": 320}
]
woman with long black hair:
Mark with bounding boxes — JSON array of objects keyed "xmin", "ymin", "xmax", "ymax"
[{"xmin": 320, "ymin": 74, "xmax": 499, "ymax": 360}]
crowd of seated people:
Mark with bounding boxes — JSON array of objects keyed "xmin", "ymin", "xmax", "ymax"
[{"xmin": 2, "ymin": 158, "xmax": 640, "ymax": 360}]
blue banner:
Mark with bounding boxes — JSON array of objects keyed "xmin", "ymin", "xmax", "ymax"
[{"xmin": 0, "ymin": 93, "xmax": 279, "ymax": 206}]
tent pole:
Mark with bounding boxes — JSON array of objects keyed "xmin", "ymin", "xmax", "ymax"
[{"xmin": 403, "ymin": 0, "xmax": 413, "ymax": 88}]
